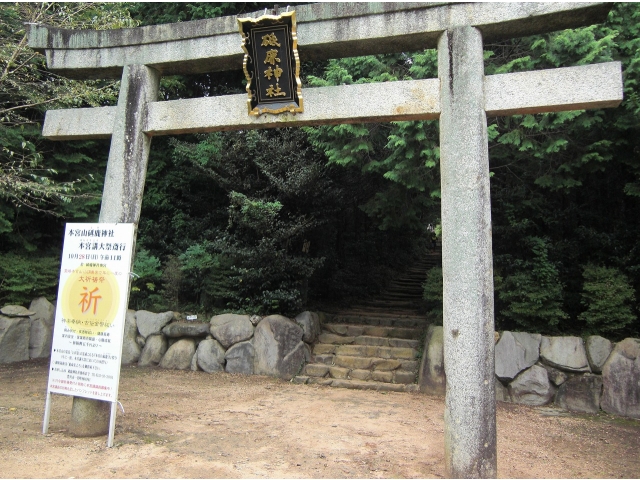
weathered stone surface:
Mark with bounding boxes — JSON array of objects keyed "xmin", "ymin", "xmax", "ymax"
[
  {"xmin": 318, "ymin": 333, "xmax": 355, "ymax": 345},
  {"xmin": 0, "ymin": 316, "xmax": 30, "ymax": 363},
  {"xmin": 162, "ymin": 321, "xmax": 210, "ymax": 338},
  {"xmin": 121, "ymin": 309, "xmax": 141, "ymax": 365},
  {"xmin": 508, "ymin": 365, "xmax": 556, "ymax": 406},
  {"xmin": 350, "ymin": 369, "xmax": 371, "ymax": 381},
  {"xmin": 326, "ymin": 324, "xmax": 348, "ymax": 335},
  {"xmin": 292, "ymin": 376, "xmax": 308, "ymax": 384},
  {"xmin": 314, "ymin": 354, "xmax": 334, "ymax": 365},
  {"xmin": 334, "ymin": 355, "xmax": 372, "ymax": 370},
  {"xmin": 495, "ymin": 331, "xmax": 541, "ymax": 381},
  {"xmin": 346, "ymin": 326, "xmax": 365, "ymax": 337},
  {"xmin": 355, "ymin": 335, "xmax": 388, "ymax": 346},
  {"xmin": 136, "ymin": 335, "xmax": 145, "ymax": 348},
  {"xmin": 372, "ymin": 370, "xmax": 393, "ymax": 383},
  {"xmin": 556, "ymin": 374, "xmax": 603, "ymax": 414},
  {"xmin": 586, "ymin": 335, "xmax": 613, "ymax": 374},
  {"xmin": 539, "ymin": 363, "xmax": 568, "ymax": 386},
  {"xmin": 191, "ymin": 350, "xmax": 199, "ymax": 371},
  {"xmin": 249, "ymin": 315, "xmax": 262, "ymax": 326},
  {"xmin": 253, "ymin": 315, "xmax": 305, "ymax": 380},
  {"xmin": 210, "ymin": 314, "xmax": 254, "ymax": 348},
  {"xmin": 28, "ymin": 297, "xmax": 55, "ymax": 359},
  {"xmin": 313, "ymin": 344, "xmax": 336, "ymax": 355},
  {"xmin": 136, "ymin": 310, "xmax": 173, "ymax": 338},
  {"xmin": 305, "ymin": 364, "xmax": 329, "ymax": 377},
  {"xmin": 69, "ymin": 397, "xmax": 110, "ymax": 437},
  {"xmin": 196, "ymin": 338, "xmax": 226, "ymax": 373},
  {"xmin": 373, "ymin": 359, "xmax": 402, "ymax": 371},
  {"xmin": 308, "ymin": 377, "xmax": 333, "ymax": 386},
  {"xmin": 388, "ymin": 338, "xmax": 420, "ymax": 349},
  {"xmin": 138, "ymin": 333, "xmax": 167, "ymax": 366},
  {"xmin": 418, "ymin": 325, "xmax": 445, "ymax": 395},
  {"xmin": 394, "ymin": 370, "xmax": 416, "ymax": 384},
  {"xmin": 495, "ymin": 379, "xmax": 510, "ymax": 402},
  {"xmin": 329, "ymin": 366, "xmax": 350, "ymax": 379},
  {"xmin": 159, "ymin": 338, "xmax": 196, "ymax": 370},
  {"xmin": 294, "ymin": 311, "xmax": 321, "ymax": 343},
  {"xmin": 225, "ymin": 341, "xmax": 255, "ymax": 375},
  {"xmin": 601, "ymin": 338, "xmax": 640, "ymax": 418},
  {"xmin": 540, "ymin": 336, "xmax": 591, "ymax": 372},
  {"xmin": 28, "ymin": 3, "xmax": 611, "ymax": 81},
  {"xmin": 0, "ymin": 305, "xmax": 34, "ymax": 317}
]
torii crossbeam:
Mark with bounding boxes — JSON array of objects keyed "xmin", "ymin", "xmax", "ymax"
[{"xmin": 28, "ymin": 3, "xmax": 622, "ymax": 477}]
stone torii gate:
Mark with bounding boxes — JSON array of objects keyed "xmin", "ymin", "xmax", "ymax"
[{"xmin": 28, "ymin": 3, "xmax": 622, "ymax": 477}]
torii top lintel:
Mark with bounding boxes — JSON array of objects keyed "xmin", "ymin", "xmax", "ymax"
[{"xmin": 27, "ymin": 2, "xmax": 610, "ymax": 80}]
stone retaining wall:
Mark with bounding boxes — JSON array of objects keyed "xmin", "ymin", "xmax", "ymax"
[
  {"xmin": 126, "ymin": 309, "xmax": 321, "ymax": 380},
  {"xmin": 419, "ymin": 325, "xmax": 640, "ymax": 419},
  {"xmin": 0, "ymin": 298, "xmax": 322, "ymax": 381},
  {"xmin": 2, "ymin": 299, "xmax": 638, "ymax": 419}
]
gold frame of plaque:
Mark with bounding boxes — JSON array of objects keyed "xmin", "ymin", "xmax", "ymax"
[{"xmin": 237, "ymin": 10, "xmax": 303, "ymax": 116}]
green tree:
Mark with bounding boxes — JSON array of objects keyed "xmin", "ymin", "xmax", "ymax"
[
  {"xmin": 578, "ymin": 264, "xmax": 636, "ymax": 336},
  {"xmin": 0, "ymin": 3, "xmax": 137, "ymax": 303}
]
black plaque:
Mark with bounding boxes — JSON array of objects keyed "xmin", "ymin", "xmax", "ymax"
[{"xmin": 238, "ymin": 11, "xmax": 303, "ymax": 115}]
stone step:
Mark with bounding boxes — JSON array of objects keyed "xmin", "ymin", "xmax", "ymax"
[
  {"xmin": 312, "ymin": 353, "xmax": 419, "ymax": 373},
  {"xmin": 324, "ymin": 323, "xmax": 423, "ymax": 340},
  {"xmin": 378, "ymin": 292, "xmax": 423, "ymax": 300},
  {"xmin": 304, "ymin": 362, "xmax": 418, "ymax": 384},
  {"xmin": 318, "ymin": 332, "xmax": 421, "ymax": 349},
  {"xmin": 331, "ymin": 314, "xmax": 427, "ymax": 328},
  {"xmin": 292, "ymin": 376, "xmax": 420, "ymax": 393},
  {"xmin": 313, "ymin": 343, "xmax": 419, "ymax": 360}
]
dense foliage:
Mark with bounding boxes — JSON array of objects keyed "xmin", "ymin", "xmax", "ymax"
[{"xmin": 0, "ymin": 3, "xmax": 638, "ymax": 337}]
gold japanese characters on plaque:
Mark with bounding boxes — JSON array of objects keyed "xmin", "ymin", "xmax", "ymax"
[{"xmin": 237, "ymin": 10, "xmax": 303, "ymax": 115}]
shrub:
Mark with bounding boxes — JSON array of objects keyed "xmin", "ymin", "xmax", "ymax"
[{"xmin": 578, "ymin": 264, "xmax": 636, "ymax": 336}]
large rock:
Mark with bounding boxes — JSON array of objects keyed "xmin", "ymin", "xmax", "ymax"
[
  {"xmin": 28, "ymin": 297, "xmax": 55, "ymax": 359},
  {"xmin": 162, "ymin": 321, "xmax": 210, "ymax": 338},
  {"xmin": 538, "ymin": 362, "xmax": 568, "ymax": 387},
  {"xmin": 210, "ymin": 314, "xmax": 254, "ymax": 348},
  {"xmin": 0, "ymin": 315, "xmax": 30, "ymax": 363},
  {"xmin": 138, "ymin": 333, "xmax": 168, "ymax": 366},
  {"xmin": 0, "ymin": 305, "xmax": 34, "ymax": 317},
  {"xmin": 508, "ymin": 365, "xmax": 556, "ymax": 406},
  {"xmin": 495, "ymin": 378, "xmax": 510, "ymax": 402},
  {"xmin": 121, "ymin": 310, "xmax": 141, "ymax": 365},
  {"xmin": 495, "ymin": 331, "xmax": 541, "ymax": 381},
  {"xmin": 253, "ymin": 315, "xmax": 305, "ymax": 380},
  {"xmin": 135, "ymin": 310, "xmax": 174, "ymax": 338},
  {"xmin": 159, "ymin": 338, "xmax": 196, "ymax": 370},
  {"xmin": 555, "ymin": 374, "xmax": 603, "ymax": 414},
  {"xmin": 418, "ymin": 325, "xmax": 445, "ymax": 395},
  {"xmin": 294, "ymin": 311, "xmax": 321, "ymax": 343},
  {"xmin": 69, "ymin": 397, "xmax": 110, "ymax": 437},
  {"xmin": 196, "ymin": 338, "xmax": 226, "ymax": 373},
  {"xmin": 586, "ymin": 335, "xmax": 613, "ymax": 374},
  {"xmin": 225, "ymin": 341, "xmax": 255, "ymax": 375},
  {"xmin": 540, "ymin": 336, "xmax": 591, "ymax": 373},
  {"xmin": 601, "ymin": 338, "xmax": 640, "ymax": 418}
]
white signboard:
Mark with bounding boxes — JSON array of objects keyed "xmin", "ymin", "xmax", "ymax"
[{"xmin": 46, "ymin": 223, "xmax": 134, "ymax": 402}]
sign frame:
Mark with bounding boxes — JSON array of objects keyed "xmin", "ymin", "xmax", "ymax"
[
  {"xmin": 238, "ymin": 10, "xmax": 303, "ymax": 116},
  {"xmin": 42, "ymin": 223, "xmax": 135, "ymax": 447}
]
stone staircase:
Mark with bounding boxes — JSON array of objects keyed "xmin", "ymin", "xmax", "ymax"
[{"xmin": 293, "ymin": 248, "xmax": 441, "ymax": 391}]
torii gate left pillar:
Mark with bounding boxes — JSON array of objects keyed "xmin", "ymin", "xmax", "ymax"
[{"xmin": 28, "ymin": 2, "xmax": 622, "ymax": 476}]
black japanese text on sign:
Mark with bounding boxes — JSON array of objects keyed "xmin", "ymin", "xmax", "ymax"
[{"xmin": 238, "ymin": 11, "xmax": 303, "ymax": 116}]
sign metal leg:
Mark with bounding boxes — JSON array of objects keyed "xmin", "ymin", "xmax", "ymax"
[
  {"xmin": 107, "ymin": 401, "xmax": 117, "ymax": 448},
  {"xmin": 42, "ymin": 392, "xmax": 52, "ymax": 435}
]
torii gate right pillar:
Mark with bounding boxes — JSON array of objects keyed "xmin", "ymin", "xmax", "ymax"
[{"xmin": 439, "ymin": 26, "xmax": 496, "ymax": 477}]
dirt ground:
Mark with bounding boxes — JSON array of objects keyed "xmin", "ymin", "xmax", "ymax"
[{"xmin": 1, "ymin": 359, "xmax": 639, "ymax": 479}]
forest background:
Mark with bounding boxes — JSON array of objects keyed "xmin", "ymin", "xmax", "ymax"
[{"xmin": 1, "ymin": 2, "xmax": 639, "ymax": 340}]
